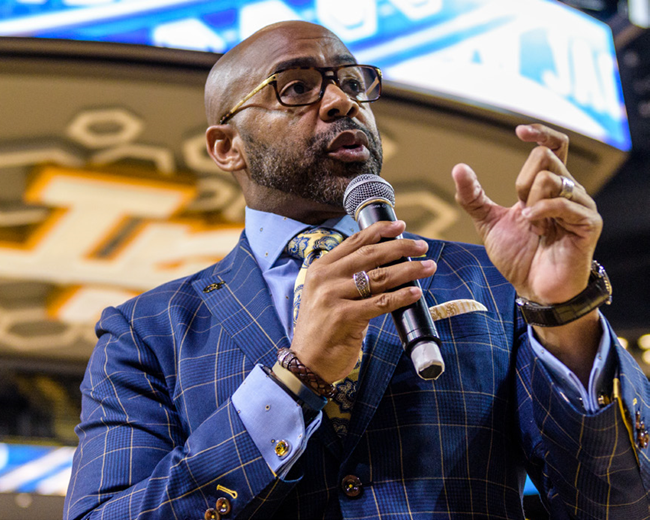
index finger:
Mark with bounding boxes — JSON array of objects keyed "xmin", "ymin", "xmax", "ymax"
[
  {"xmin": 318, "ymin": 219, "xmax": 406, "ymax": 264},
  {"xmin": 516, "ymin": 124, "xmax": 569, "ymax": 165}
]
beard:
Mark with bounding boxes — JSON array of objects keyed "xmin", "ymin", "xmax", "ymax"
[{"xmin": 240, "ymin": 119, "xmax": 383, "ymax": 208}]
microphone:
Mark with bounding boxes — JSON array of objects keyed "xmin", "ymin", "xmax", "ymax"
[{"xmin": 343, "ymin": 174, "xmax": 445, "ymax": 380}]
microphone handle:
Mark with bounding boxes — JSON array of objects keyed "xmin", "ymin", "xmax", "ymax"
[{"xmin": 357, "ymin": 202, "xmax": 444, "ymax": 380}]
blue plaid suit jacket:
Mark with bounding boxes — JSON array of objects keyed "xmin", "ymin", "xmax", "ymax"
[{"xmin": 64, "ymin": 232, "xmax": 650, "ymax": 519}]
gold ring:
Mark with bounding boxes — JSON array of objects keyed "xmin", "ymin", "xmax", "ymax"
[
  {"xmin": 353, "ymin": 271, "xmax": 372, "ymax": 299},
  {"xmin": 558, "ymin": 176, "xmax": 575, "ymax": 200}
]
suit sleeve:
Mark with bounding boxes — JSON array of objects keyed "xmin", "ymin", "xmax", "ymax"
[
  {"xmin": 516, "ymin": 316, "xmax": 650, "ymax": 519},
  {"xmin": 63, "ymin": 306, "xmax": 298, "ymax": 520}
]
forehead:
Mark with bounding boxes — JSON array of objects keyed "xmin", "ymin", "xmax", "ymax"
[{"xmin": 249, "ymin": 27, "xmax": 356, "ymax": 76}]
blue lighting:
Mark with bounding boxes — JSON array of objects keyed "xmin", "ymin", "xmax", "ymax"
[{"xmin": 0, "ymin": 2, "xmax": 631, "ymax": 150}]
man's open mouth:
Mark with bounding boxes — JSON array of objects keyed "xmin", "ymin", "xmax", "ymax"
[{"xmin": 326, "ymin": 130, "xmax": 370, "ymax": 162}]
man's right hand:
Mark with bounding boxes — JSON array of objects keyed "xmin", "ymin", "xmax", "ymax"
[{"xmin": 290, "ymin": 220, "xmax": 436, "ymax": 383}]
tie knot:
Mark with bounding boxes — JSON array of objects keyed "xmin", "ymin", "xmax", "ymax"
[{"xmin": 285, "ymin": 228, "xmax": 344, "ymax": 265}]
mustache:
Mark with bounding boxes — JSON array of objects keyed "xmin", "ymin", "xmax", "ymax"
[{"xmin": 310, "ymin": 119, "xmax": 381, "ymax": 155}]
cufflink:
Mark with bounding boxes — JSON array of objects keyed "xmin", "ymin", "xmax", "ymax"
[{"xmin": 273, "ymin": 439, "xmax": 291, "ymax": 458}]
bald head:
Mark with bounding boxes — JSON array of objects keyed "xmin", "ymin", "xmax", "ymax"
[
  {"xmin": 203, "ymin": 21, "xmax": 382, "ymax": 222},
  {"xmin": 204, "ymin": 21, "xmax": 349, "ymax": 125}
]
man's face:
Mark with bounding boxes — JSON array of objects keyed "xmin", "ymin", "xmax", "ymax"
[
  {"xmin": 241, "ymin": 115, "xmax": 382, "ymax": 208},
  {"xmin": 233, "ymin": 25, "xmax": 383, "ymax": 209}
]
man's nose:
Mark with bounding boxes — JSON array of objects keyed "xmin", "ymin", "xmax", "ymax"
[{"xmin": 318, "ymin": 81, "xmax": 360, "ymax": 120}]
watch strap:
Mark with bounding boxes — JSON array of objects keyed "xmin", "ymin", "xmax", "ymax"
[
  {"xmin": 261, "ymin": 364, "xmax": 326, "ymax": 426},
  {"xmin": 516, "ymin": 261, "xmax": 612, "ymax": 327},
  {"xmin": 271, "ymin": 362, "xmax": 327, "ymax": 411}
]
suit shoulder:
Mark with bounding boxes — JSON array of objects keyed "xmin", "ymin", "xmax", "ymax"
[{"xmin": 114, "ymin": 241, "xmax": 240, "ymax": 320}]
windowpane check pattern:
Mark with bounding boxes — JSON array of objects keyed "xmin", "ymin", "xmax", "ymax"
[{"xmin": 64, "ymin": 235, "xmax": 649, "ymax": 520}]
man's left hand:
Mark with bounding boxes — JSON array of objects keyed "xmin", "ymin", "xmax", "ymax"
[{"xmin": 452, "ymin": 124, "xmax": 603, "ymax": 385}]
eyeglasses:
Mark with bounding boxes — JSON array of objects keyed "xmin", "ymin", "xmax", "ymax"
[{"xmin": 219, "ymin": 64, "xmax": 382, "ymax": 124}]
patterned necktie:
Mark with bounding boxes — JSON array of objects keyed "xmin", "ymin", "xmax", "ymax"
[{"xmin": 285, "ymin": 228, "xmax": 360, "ymax": 437}]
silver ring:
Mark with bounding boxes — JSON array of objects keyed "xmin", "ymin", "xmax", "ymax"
[
  {"xmin": 558, "ymin": 176, "xmax": 575, "ymax": 200},
  {"xmin": 353, "ymin": 271, "xmax": 372, "ymax": 299}
]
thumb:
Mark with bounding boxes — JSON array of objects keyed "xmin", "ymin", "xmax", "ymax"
[{"xmin": 452, "ymin": 163, "xmax": 495, "ymax": 223}]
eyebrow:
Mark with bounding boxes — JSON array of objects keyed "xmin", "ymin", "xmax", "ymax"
[{"xmin": 272, "ymin": 54, "xmax": 357, "ymax": 72}]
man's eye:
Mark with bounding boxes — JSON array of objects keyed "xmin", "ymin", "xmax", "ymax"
[
  {"xmin": 281, "ymin": 81, "xmax": 310, "ymax": 97},
  {"xmin": 341, "ymin": 79, "xmax": 363, "ymax": 95}
]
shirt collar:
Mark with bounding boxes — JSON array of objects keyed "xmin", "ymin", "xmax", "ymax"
[{"xmin": 245, "ymin": 206, "xmax": 359, "ymax": 272}]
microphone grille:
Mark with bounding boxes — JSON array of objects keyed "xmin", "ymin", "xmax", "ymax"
[{"xmin": 343, "ymin": 175, "xmax": 395, "ymax": 217}]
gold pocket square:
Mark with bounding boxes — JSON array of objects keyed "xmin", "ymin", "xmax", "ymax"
[{"xmin": 428, "ymin": 299, "xmax": 488, "ymax": 321}]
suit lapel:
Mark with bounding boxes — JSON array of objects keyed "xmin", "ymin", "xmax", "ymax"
[
  {"xmin": 192, "ymin": 232, "xmax": 445, "ymax": 460},
  {"xmin": 343, "ymin": 238, "xmax": 445, "ymax": 457},
  {"xmin": 194, "ymin": 234, "xmax": 347, "ymax": 458},
  {"xmin": 192, "ymin": 233, "xmax": 289, "ymax": 369}
]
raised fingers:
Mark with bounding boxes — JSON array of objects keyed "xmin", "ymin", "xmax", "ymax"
[
  {"xmin": 515, "ymin": 146, "xmax": 573, "ymax": 206},
  {"xmin": 524, "ymin": 169, "xmax": 595, "ymax": 212},
  {"xmin": 516, "ymin": 124, "xmax": 569, "ymax": 165},
  {"xmin": 522, "ymin": 196, "xmax": 602, "ymax": 239}
]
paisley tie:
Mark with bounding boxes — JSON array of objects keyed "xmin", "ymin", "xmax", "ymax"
[{"xmin": 285, "ymin": 228, "xmax": 360, "ymax": 437}]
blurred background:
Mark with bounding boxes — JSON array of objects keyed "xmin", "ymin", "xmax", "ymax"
[{"xmin": 0, "ymin": 1, "xmax": 648, "ymax": 518}]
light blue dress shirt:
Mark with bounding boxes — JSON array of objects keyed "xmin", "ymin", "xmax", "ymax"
[{"xmin": 232, "ymin": 207, "xmax": 614, "ymax": 477}]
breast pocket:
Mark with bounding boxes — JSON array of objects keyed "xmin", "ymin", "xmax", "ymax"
[{"xmin": 433, "ymin": 310, "xmax": 512, "ymax": 395}]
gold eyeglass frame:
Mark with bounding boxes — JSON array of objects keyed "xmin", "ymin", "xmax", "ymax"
[{"xmin": 218, "ymin": 64, "xmax": 382, "ymax": 125}]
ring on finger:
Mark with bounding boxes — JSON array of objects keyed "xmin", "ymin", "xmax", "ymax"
[
  {"xmin": 353, "ymin": 271, "xmax": 372, "ymax": 299},
  {"xmin": 558, "ymin": 176, "xmax": 575, "ymax": 200}
]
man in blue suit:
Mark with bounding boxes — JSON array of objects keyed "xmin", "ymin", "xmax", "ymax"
[{"xmin": 64, "ymin": 21, "xmax": 650, "ymax": 519}]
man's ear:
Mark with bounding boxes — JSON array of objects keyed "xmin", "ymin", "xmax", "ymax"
[{"xmin": 205, "ymin": 125, "xmax": 247, "ymax": 172}]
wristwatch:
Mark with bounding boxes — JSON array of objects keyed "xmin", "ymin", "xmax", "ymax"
[{"xmin": 516, "ymin": 260, "xmax": 612, "ymax": 327}]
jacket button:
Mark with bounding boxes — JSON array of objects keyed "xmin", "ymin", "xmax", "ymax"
[
  {"xmin": 204, "ymin": 507, "xmax": 220, "ymax": 520},
  {"xmin": 215, "ymin": 497, "xmax": 231, "ymax": 515},
  {"xmin": 341, "ymin": 475, "xmax": 363, "ymax": 497}
]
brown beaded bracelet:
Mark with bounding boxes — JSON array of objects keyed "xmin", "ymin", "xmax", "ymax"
[{"xmin": 277, "ymin": 348, "xmax": 336, "ymax": 399}]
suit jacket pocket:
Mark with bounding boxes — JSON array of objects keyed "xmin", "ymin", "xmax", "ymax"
[{"xmin": 433, "ymin": 310, "xmax": 512, "ymax": 395}]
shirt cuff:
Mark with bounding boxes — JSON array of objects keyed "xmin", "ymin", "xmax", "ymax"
[
  {"xmin": 231, "ymin": 364, "xmax": 322, "ymax": 479},
  {"xmin": 528, "ymin": 313, "xmax": 615, "ymax": 413}
]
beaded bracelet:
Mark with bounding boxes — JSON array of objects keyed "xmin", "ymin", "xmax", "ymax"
[{"xmin": 277, "ymin": 348, "xmax": 336, "ymax": 399}]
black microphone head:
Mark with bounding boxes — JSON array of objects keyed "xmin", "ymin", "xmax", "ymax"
[{"xmin": 343, "ymin": 174, "xmax": 395, "ymax": 218}]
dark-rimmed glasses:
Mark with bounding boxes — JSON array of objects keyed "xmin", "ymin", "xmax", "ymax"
[{"xmin": 219, "ymin": 64, "xmax": 382, "ymax": 124}]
